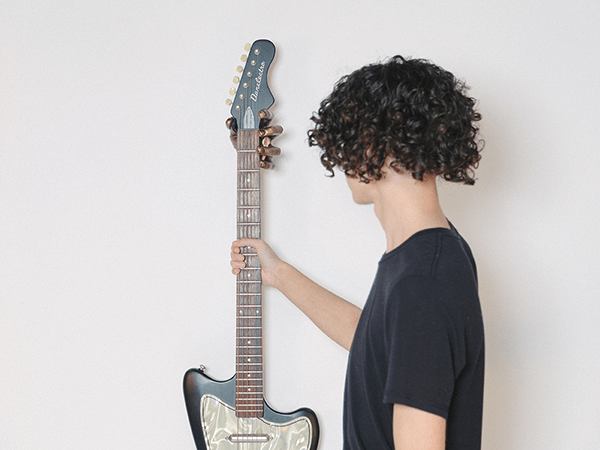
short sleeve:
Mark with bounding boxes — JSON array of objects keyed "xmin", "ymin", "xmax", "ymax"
[{"xmin": 382, "ymin": 276, "xmax": 465, "ymax": 419}]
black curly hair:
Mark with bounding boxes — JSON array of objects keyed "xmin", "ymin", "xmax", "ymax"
[{"xmin": 308, "ymin": 56, "xmax": 482, "ymax": 184}]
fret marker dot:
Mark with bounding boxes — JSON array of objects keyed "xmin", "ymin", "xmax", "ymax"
[
  {"xmin": 248, "ymin": 388, "xmax": 251, "ymax": 391},
  {"xmin": 248, "ymin": 374, "xmax": 251, "ymax": 378}
]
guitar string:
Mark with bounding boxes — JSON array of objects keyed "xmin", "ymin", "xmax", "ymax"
[{"xmin": 236, "ymin": 77, "xmax": 263, "ymax": 450}]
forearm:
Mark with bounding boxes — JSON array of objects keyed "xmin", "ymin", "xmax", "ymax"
[{"xmin": 272, "ymin": 261, "xmax": 362, "ymax": 351}]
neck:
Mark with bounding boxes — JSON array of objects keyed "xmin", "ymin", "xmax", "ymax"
[
  {"xmin": 371, "ymin": 171, "xmax": 449, "ymax": 253},
  {"xmin": 235, "ymin": 130, "xmax": 264, "ymax": 418}
]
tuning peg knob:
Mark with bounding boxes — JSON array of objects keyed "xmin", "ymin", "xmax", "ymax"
[
  {"xmin": 233, "ymin": 76, "xmax": 240, "ymax": 84},
  {"xmin": 244, "ymin": 43, "xmax": 251, "ymax": 51},
  {"xmin": 225, "ymin": 99, "xmax": 232, "ymax": 106},
  {"xmin": 229, "ymin": 87, "xmax": 237, "ymax": 96},
  {"xmin": 240, "ymin": 54, "xmax": 248, "ymax": 62},
  {"xmin": 236, "ymin": 66, "xmax": 243, "ymax": 73}
]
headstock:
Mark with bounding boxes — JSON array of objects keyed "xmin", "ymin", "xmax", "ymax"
[{"xmin": 226, "ymin": 40, "xmax": 276, "ymax": 131}]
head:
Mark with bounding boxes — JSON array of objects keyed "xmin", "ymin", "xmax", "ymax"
[{"xmin": 308, "ymin": 56, "xmax": 482, "ymax": 185}]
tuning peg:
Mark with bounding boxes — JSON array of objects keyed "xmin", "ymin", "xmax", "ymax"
[
  {"xmin": 236, "ymin": 66, "xmax": 243, "ymax": 73},
  {"xmin": 240, "ymin": 54, "xmax": 248, "ymax": 62},
  {"xmin": 244, "ymin": 43, "xmax": 251, "ymax": 51},
  {"xmin": 225, "ymin": 99, "xmax": 232, "ymax": 106},
  {"xmin": 229, "ymin": 87, "xmax": 237, "ymax": 96},
  {"xmin": 233, "ymin": 76, "xmax": 240, "ymax": 84}
]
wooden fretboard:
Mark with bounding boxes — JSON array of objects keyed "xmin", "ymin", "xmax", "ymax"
[{"xmin": 235, "ymin": 130, "xmax": 263, "ymax": 418}]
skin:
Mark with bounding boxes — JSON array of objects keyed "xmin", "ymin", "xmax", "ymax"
[{"xmin": 230, "ymin": 162, "xmax": 448, "ymax": 449}]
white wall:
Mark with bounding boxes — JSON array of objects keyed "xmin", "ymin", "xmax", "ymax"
[{"xmin": 1, "ymin": 1, "xmax": 599, "ymax": 448}]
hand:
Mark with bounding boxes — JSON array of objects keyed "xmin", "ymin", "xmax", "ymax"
[
  {"xmin": 226, "ymin": 109, "xmax": 283, "ymax": 169},
  {"xmin": 230, "ymin": 238, "xmax": 282, "ymax": 287}
]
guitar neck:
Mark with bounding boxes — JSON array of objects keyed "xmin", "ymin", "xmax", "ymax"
[{"xmin": 235, "ymin": 129, "xmax": 264, "ymax": 418}]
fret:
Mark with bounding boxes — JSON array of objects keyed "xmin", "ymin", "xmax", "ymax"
[
  {"xmin": 236, "ymin": 292, "xmax": 260, "ymax": 296},
  {"xmin": 236, "ymin": 338, "xmax": 261, "ymax": 342}
]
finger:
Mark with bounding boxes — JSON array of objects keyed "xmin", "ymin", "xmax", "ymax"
[
  {"xmin": 257, "ymin": 145, "xmax": 281, "ymax": 156},
  {"xmin": 234, "ymin": 238, "xmax": 263, "ymax": 251},
  {"xmin": 230, "ymin": 259, "xmax": 246, "ymax": 270},
  {"xmin": 258, "ymin": 109, "xmax": 273, "ymax": 120},
  {"xmin": 259, "ymin": 125, "xmax": 283, "ymax": 138},
  {"xmin": 260, "ymin": 136, "xmax": 281, "ymax": 148},
  {"xmin": 259, "ymin": 157, "xmax": 275, "ymax": 170},
  {"xmin": 258, "ymin": 110, "xmax": 273, "ymax": 129},
  {"xmin": 225, "ymin": 117, "xmax": 238, "ymax": 133},
  {"xmin": 230, "ymin": 251, "xmax": 245, "ymax": 262}
]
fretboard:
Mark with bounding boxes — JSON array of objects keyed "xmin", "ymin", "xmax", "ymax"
[{"xmin": 235, "ymin": 130, "xmax": 263, "ymax": 418}]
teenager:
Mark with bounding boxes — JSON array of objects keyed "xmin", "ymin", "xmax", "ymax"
[{"xmin": 230, "ymin": 55, "xmax": 485, "ymax": 450}]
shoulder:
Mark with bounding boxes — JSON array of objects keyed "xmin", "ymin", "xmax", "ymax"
[
  {"xmin": 383, "ymin": 275, "xmax": 453, "ymax": 330},
  {"xmin": 371, "ymin": 226, "xmax": 480, "ymax": 322},
  {"xmin": 379, "ymin": 226, "xmax": 476, "ymax": 283}
]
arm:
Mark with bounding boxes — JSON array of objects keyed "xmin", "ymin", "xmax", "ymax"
[
  {"xmin": 393, "ymin": 404, "xmax": 446, "ymax": 450},
  {"xmin": 231, "ymin": 238, "xmax": 362, "ymax": 351}
]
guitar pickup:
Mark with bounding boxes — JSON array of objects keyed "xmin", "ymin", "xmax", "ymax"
[{"xmin": 228, "ymin": 434, "xmax": 272, "ymax": 444}]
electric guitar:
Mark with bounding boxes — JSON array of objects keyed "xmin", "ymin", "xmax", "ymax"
[{"xmin": 183, "ymin": 39, "xmax": 320, "ymax": 450}]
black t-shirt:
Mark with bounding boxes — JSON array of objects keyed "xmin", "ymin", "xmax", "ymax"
[{"xmin": 343, "ymin": 226, "xmax": 485, "ymax": 450}]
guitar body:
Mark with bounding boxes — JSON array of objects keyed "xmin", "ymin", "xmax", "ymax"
[{"xmin": 184, "ymin": 369, "xmax": 319, "ymax": 450}]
